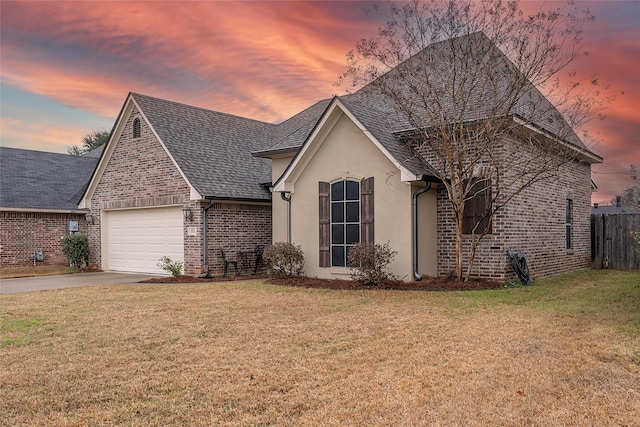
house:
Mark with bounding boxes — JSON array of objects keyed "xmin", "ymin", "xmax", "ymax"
[
  {"xmin": 0, "ymin": 147, "xmax": 98, "ymax": 267},
  {"xmin": 78, "ymin": 93, "xmax": 330, "ymax": 276},
  {"xmin": 256, "ymin": 32, "xmax": 602, "ymax": 281},
  {"xmin": 65, "ymin": 32, "xmax": 601, "ymax": 279}
]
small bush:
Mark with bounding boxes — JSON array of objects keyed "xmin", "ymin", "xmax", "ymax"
[
  {"xmin": 157, "ymin": 256, "xmax": 183, "ymax": 277},
  {"xmin": 263, "ymin": 242, "xmax": 305, "ymax": 276},
  {"xmin": 348, "ymin": 241, "xmax": 398, "ymax": 286},
  {"xmin": 62, "ymin": 234, "xmax": 90, "ymax": 268}
]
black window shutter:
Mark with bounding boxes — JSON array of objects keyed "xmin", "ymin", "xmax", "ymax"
[
  {"xmin": 361, "ymin": 177, "xmax": 374, "ymax": 245},
  {"xmin": 319, "ymin": 181, "xmax": 330, "ymax": 267}
]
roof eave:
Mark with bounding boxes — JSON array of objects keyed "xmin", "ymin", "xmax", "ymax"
[
  {"xmin": 512, "ymin": 115, "xmax": 603, "ymax": 164},
  {"xmin": 252, "ymin": 146, "xmax": 300, "ymax": 158}
]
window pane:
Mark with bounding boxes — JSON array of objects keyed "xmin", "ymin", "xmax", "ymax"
[
  {"xmin": 331, "ymin": 202, "xmax": 344, "ymax": 223},
  {"xmin": 331, "ymin": 181, "xmax": 344, "ymax": 201},
  {"xmin": 346, "ymin": 202, "xmax": 359, "ymax": 222},
  {"xmin": 566, "ymin": 225, "xmax": 572, "ymax": 249},
  {"xmin": 346, "ymin": 180, "xmax": 360, "ymax": 200},
  {"xmin": 346, "ymin": 224, "xmax": 360, "ymax": 244},
  {"xmin": 332, "ymin": 224, "xmax": 344, "ymax": 244},
  {"xmin": 566, "ymin": 199, "xmax": 573, "ymax": 224},
  {"xmin": 332, "ymin": 246, "xmax": 345, "ymax": 267}
]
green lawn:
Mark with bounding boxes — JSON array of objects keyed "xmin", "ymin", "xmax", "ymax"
[{"xmin": 1, "ymin": 269, "xmax": 638, "ymax": 426}]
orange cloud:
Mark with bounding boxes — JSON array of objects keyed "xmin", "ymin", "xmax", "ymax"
[
  {"xmin": 1, "ymin": 0, "xmax": 637, "ymax": 203},
  {"xmin": 1, "ymin": 1, "xmax": 373, "ymax": 123},
  {"xmin": 1, "ymin": 116, "xmax": 91, "ymax": 153}
]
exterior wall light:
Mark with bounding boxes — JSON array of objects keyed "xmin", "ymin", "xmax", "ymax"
[
  {"xmin": 85, "ymin": 213, "xmax": 94, "ymax": 225},
  {"xmin": 182, "ymin": 206, "xmax": 193, "ymax": 222}
]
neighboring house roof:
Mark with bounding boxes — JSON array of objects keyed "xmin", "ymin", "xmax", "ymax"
[
  {"xmin": 592, "ymin": 204, "xmax": 640, "ymax": 215},
  {"xmin": 0, "ymin": 147, "xmax": 98, "ymax": 211},
  {"xmin": 83, "ymin": 145, "xmax": 105, "ymax": 158}
]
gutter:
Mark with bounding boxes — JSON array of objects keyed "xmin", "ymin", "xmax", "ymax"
[
  {"xmin": 0, "ymin": 207, "xmax": 89, "ymax": 214},
  {"xmin": 412, "ymin": 179, "xmax": 432, "ymax": 281},
  {"xmin": 281, "ymin": 192, "xmax": 292, "ymax": 243},
  {"xmin": 198, "ymin": 199, "xmax": 216, "ymax": 278}
]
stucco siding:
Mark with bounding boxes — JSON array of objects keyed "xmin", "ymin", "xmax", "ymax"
[
  {"xmin": 272, "ymin": 155, "xmax": 294, "ymax": 244},
  {"xmin": 286, "ymin": 112, "xmax": 437, "ymax": 280}
]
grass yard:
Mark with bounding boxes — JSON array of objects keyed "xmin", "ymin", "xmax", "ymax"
[
  {"xmin": 1, "ymin": 270, "xmax": 638, "ymax": 426},
  {"xmin": 0, "ymin": 265, "xmax": 72, "ymax": 279}
]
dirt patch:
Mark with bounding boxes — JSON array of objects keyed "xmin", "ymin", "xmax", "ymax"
[
  {"xmin": 141, "ymin": 274, "xmax": 270, "ymax": 284},
  {"xmin": 267, "ymin": 275, "xmax": 503, "ymax": 291},
  {"xmin": 142, "ymin": 274, "xmax": 502, "ymax": 291},
  {"xmin": 0, "ymin": 265, "xmax": 101, "ymax": 279}
]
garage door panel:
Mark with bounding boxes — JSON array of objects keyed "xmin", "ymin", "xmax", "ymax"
[{"xmin": 104, "ymin": 207, "xmax": 184, "ymax": 275}]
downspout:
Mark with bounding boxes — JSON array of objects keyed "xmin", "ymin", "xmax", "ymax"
[
  {"xmin": 412, "ymin": 180, "xmax": 431, "ymax": 281},
  {"xmin": 198, "ymin": 199, "xmax": 216, "ymax": 278},
  {"xmin": 281, "ymin": 192, "xmax": 292, "ymax": 243}
]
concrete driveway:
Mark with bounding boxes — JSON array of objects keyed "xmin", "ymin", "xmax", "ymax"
[{"xmin": 0, "ymin": 272, "xmax": 161, "ymax": 294}]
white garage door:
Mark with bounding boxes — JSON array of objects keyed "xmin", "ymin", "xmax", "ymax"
[{"xmin": 103, "ymin": 207, "xmax": 184, "ymax": 274}]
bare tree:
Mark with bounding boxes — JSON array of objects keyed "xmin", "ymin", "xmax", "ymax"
[
  {"xmin": 611, "ymin": 165, "xmax": 640, "ymax": 209},
  {"xmin": 341, "ymin": 0, "xmax": 610, "ymax": 281},
  {"xmin": 68, "ymin": 129, "xmax": 110, "ymax": 156}
]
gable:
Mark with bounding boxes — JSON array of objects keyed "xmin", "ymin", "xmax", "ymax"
[
  {"xmin": 132, "ymin": 93, "xmax": 274, "ymax": 201},
  {"xmin": 79, "ymin": 95, "xmax": 198, "ymax": 208},
  {"xmin": 273, "ymin": 99, "xmax": 426, "ymax": 194}
]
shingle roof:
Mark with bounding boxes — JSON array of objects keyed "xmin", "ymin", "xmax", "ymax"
[
  {"xmin": 252, "ymin": 99, "xmax": 332, "ymax": 157},
  {"xmin": 253, "ymin": 32, "xmax": 597, "ymax": 182},
  {"xmin": 132, "ymin": 93, "xmax": 276, "ymax": 201},
  {"xmin": 346, "ymin": 31, "xmax": 590, "ymax": 150},
  {"xmin": 592, "ymin": 204, "xmax": 640, "ymax": 215},
  {"xmin": 0, "ymin": 147, "xmax": 98, "ymax": 210},
  {"xmin": 339, "ymin": 97, "xmax": 439, "ymax": 179}
]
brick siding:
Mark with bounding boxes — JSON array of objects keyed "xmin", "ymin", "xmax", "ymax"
[
  {"xmin": 435, "ymin": 136, "xmax": 593, "ymax": 280},
  {"xmin": 205, "ymin": 202, "xmax": 272, "ymax": 276},
  {"xmin": 86, "ymin": 106, "xmax": 192, "ymax": 271},
  {"xmin": 1, "ymin": 211, "xmax": 87, "ymax": 267}
]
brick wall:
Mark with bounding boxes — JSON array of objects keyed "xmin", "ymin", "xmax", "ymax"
[
  {"xmin": 0, "ymin": 211, "xmax": 87, "ymax": 267},
  {"xmin": 86, "ymin": 106, "xmax": 194, "ymax": 270},
  {"xmin": 205, "ymin": 202, "xmax": 272, "ymax": 276},
  {"xmin": 435, "ymin": 135, "xmax": 593, "ymax": 281}
]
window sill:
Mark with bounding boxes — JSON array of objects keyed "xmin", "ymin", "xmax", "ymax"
[{"xmin": 329, "ymin": 269, "xmax": 351, "ymax": 278}]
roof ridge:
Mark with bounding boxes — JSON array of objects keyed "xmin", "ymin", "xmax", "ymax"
[
  {"xmin": 130, "ymin": 92, "xmax": 276, "ymax": 127},
  {"xmin": 0, "ymin": 146, "xmax": 96, "ymax": 160}
]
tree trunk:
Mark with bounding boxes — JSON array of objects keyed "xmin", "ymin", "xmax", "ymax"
[{"xmin": 455, "ymin": 214, "xmax": 464, "ymax": 282}]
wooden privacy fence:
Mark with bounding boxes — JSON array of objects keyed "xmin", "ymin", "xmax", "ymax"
[{"xmin": 591, "ymin": 213, "xmax": 640, "ymax": 270}]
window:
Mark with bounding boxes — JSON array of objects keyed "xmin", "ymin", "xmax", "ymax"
[
  {"xmin": 330, "ymin": 180, "xmax": 360, "ymax": 267},
  {"xmin": 565, "ymin": 199, "xmax": 573, "ymax": 250},
  {"xmin": 133, "ymin": 118, "xmax": 141, "ymax": 139},
  {"xmin": 319, "ymin": 177, "xmax": 374, "ymax": 267},
  {"xmin": 463, "ymin": 179, "xmax": 492, "ymax": 234}
]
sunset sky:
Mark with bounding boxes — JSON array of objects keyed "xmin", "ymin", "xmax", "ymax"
[{"xmin": 1, "ymin": 1, "xmax": 638, "ymax": 205}]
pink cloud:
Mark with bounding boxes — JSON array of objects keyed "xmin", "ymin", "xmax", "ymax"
[{"xmin": 1, "ymin": 0, "xmax": 637, "ymax": 203}]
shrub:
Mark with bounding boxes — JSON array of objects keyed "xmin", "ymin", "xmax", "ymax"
[
  {"xmin": 632, "ymin": 230, "xmax": 640, "ymax": 254},
  {"xmin": 263, "ymin": 242, "xmax": 305, "ymax": 276},
  {"xmin": 62, "ymin": 234, "xmax": 90, "ymax": 268},
  {"xmin": 157, "ymin": 256, "xmax": 183, "ymax": 277},
  {"xmin": 348, "ymin": 241, "xmax": 398, "ymax": 286}
]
